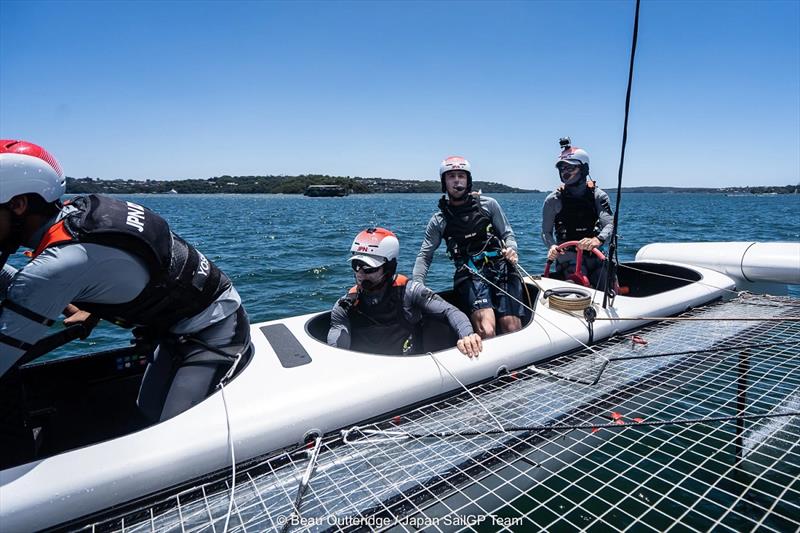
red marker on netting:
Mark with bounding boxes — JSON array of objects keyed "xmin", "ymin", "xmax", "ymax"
[
  {"xmin": 391, "ymin": 416, "xmax": 402, "ymax": 425},
  {"xmin": 630, "ymin": 335, "xmax": 648, "ymax": 345},
  {"xmin": 610, "ymin": 411, "xmax": 626, "ymax": 425}
]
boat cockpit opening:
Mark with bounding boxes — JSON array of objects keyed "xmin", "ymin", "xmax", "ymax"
[
  {"xmin": 0, "ymin": 341, "xmax": 254, "ymax": 471},
  {"xmin": 615, "ymin": 262, "xmax": 702, "ymax": 297},
  {"xmin": 305, "ymin": 280, "xmax": 540, "ymax": 355},
  {"xmin": 542, "ymin": 261, "xmax": 702, "ymax": 297}
]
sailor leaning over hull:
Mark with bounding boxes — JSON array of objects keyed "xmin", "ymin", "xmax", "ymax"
[
  {"xmin": 414, "ymin": 156, "xmax": 525, "ymax": 339},
  {"xmin": 0, "ymin": 140, "xmax": 251, "ymax": 467},
  {"xmin": 541, "ymin": 139, "xmax": 615, "ymax": 289},
  {"xmin": 328, "ymin": 227, "xmax": 481, "ymax": 357},
  {"xmin": 29, "ymin": 194, "xmax": 231, "ymax": 329}
]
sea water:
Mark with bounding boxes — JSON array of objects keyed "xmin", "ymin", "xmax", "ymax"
[{"xmin": 18, "ymin": 191, "xmax": 800, "ymax": 357}]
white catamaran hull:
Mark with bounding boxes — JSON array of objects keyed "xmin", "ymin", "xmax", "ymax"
[
  {"xmin": 0, "ymin": 261, "xmax": 742, "ymax": 531},
  {"xmin": 637, "ymin": 241, "xmax": 800, "ymax": 294}
]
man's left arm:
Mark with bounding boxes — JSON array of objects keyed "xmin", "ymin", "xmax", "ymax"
[
  {"xmin": 327, "ymin": 300, "xmax": 352, "ymax": 349},
  {"xmin": 594, "ymin": 189, "xmax": 615, "ymax": 244},
  {"xmin": 578, "ymin": 189, "xmax": 615, "ymax": 251}
]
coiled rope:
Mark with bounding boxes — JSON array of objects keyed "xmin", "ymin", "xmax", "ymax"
[{"xmin": 543, "ymin": 287, "xmax": 593, "ymax": 313}]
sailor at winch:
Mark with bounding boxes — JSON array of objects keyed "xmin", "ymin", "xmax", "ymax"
[
  {"xmin": 328, "ymin": 227, "xmax": 482, "ymax": 357},
  {"xmin": 541, "ymin": 138, "xmax": 615, "ymax": 289},
  {"xmin": 413, "ymin": 156, "xmax": 525, "ymax": 339},
  {"xmin": 0, "ymin": 140, "xmax": 251, "ymax": 437}
]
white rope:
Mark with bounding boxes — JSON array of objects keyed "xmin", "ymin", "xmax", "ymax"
[
  {"xmin": 341, "ymin": 427, "xmax": 412, "ymax": 444},
  {"xmin": 341, "ymin": 352, "xmax": 508, "ymax": 444},
  {"xmin": 428, "ymin": 352, "xmax": 506, "ymax": 433},
  {"xmin": 217, "ymin": 350, "xmax": 243, "ymax": 533},
  {"xmin": 219, "ymin": 382, "xmax": 236, "ymax": 533}
]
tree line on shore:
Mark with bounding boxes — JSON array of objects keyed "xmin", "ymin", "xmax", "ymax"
[
  {"xmin": 65, "ymin": 175, "xmax": 533, "ymax": 194},
  {"xmin": 65, "ymin": 175, "xmax": 798, "ymax": 195}
]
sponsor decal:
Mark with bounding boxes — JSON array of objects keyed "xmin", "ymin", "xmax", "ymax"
[
  {"xmin": 125, "ymin": 202, "xmax": 146, "ymax": 233},
  {"xmin": 196, "ymin": 252, "xmax": 210, "ymax": 277}
]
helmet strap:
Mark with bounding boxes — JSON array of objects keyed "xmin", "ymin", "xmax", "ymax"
[{"xmin": 384, "ymin": 258, "xmax": 397, "ymax": 278}]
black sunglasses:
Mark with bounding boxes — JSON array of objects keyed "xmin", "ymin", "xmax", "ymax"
[{"xmin": 351, "ymin": 261, "xmax": 382, "ymax": 274}]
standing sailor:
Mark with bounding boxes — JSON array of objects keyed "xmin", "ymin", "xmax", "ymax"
[
  {"xmin": 541, "ymin": 138, "xmax": 615, "ymax": 289},
  {"xmin": 0, "ymin": 140, "xmax": 251, "ymax": 432},
  {"xmin": 413, "ymin": 156, "xmax": 525, "ymax": 339}
]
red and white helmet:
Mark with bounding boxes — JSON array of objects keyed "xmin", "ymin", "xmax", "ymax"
[
  {"xmin": 439, "ymin": 156, "xmax": 472, "ymax": 193},
  {"xmin": 555, "ymin": 146, "xmax": 590, "ymax": 170},
  {"xmin": 0, "ymin": 140, "xmax": 66, "ymax": 204},
  {"xmin": 349, "ymin": 227, "xmax": 400, "ymax": 268},
  {"xmin": 439, "ymin": 156, "xmax": 471, "ymax": 178}
]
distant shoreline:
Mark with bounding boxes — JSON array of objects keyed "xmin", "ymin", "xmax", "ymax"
[{"xmin": 65, "ymin": 176, "xmax": 799, "ymax": 196}]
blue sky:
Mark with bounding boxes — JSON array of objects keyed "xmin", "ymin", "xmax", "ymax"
[{"xmin": 1, "ymin": 0, "xmax": 798, "ymax": 189}]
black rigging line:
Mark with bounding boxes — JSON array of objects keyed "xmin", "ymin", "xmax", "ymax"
[{"xmin": 604, "ymin": 0, "xmax": 641, "ymax": 308}]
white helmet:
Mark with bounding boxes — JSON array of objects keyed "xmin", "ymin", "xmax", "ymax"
[
  {"xmin": 0, "ymin": 139, "xmax": 66, "ymax": 204},
  {"xmin": 439, "ymin": 156, "xmax": 472, "ymax": 193},
  {"xmin": 555, "ymin": 146, "xmax": 590, "ymax": 170},
  {"xmin": 439, "ymin": 155, "xmax": 471, "ymax": 177},
  {"xmin": 349, "ymin": 227, "xmax": 400, "ymax": 268}
]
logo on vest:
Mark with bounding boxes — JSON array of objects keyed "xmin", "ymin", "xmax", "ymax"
[
  {"xmin": 125, "ymin": 202, "xmax": 146, "ymax": 233},
  {"xmin": 197, "ymin": 252, "xmax": 210, "ymax": 277}
]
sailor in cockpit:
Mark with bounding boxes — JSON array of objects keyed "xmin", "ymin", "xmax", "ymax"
[{"xmin": 327, "ymin": 227, "xmax": 482, "ymax": 358}]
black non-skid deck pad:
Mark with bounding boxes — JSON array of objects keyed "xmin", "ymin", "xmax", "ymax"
[{"xmin": 259, "ymin": 324, "xmax": 312, "ymax": 368}]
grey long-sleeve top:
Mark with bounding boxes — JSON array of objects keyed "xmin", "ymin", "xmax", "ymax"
[
  {"xmin": 0, "ymin": 207, "xmax": 241, "ymax": 377},
  {"xmin": 541, "ymin": 181, "xmax": 614, "ymax": 249},
  {"xmin": 327, "ymin": 279, "xmax": 474, "ymax": 349},
  {"xmin": 412, "ymin": 195, "xmax": 518, "ymax": 283}
]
